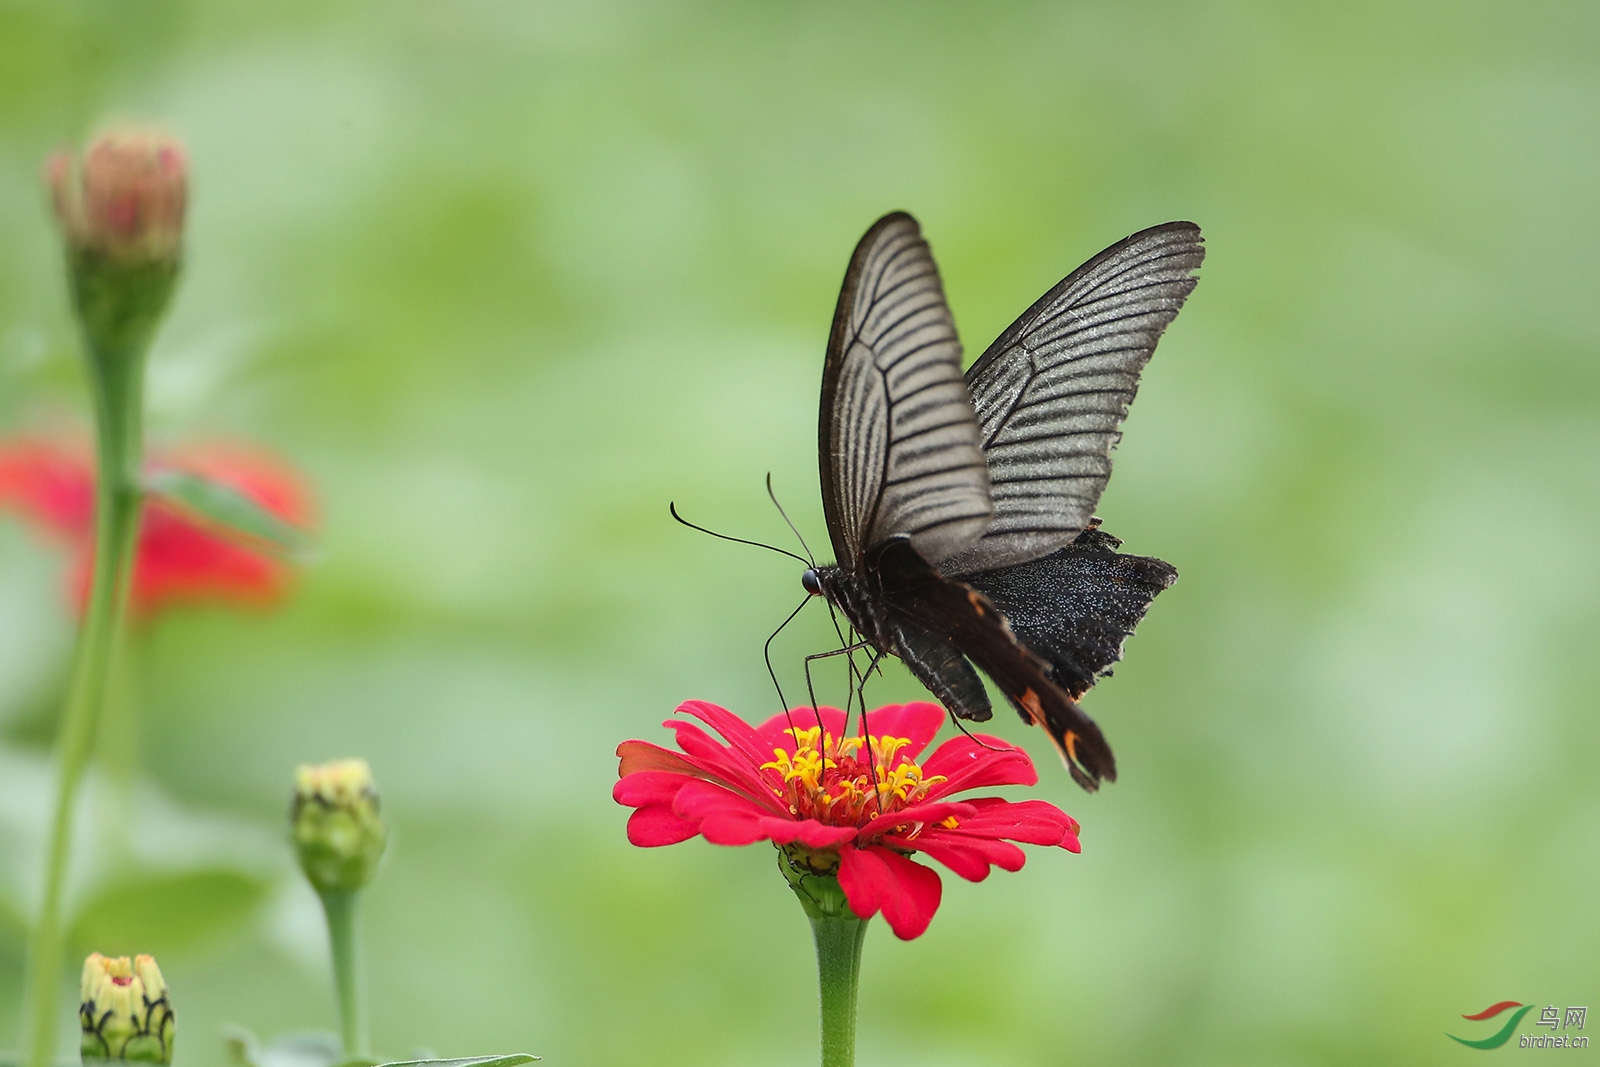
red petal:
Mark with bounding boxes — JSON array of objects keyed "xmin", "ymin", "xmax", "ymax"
[
  {"xmin": 855, "ymin": 800, "xmax": 975, "ymax": 842},
  {"xmin": 612, "ymin": 771, "xmax": 692, "ymax": 808},
  {"xmin": 0, "ymin": 436, "xmax": 314, "ymax": 620},
  {"xmin": 128, "ymin": 503, "xmax": 296, "ymax": 616},
  {"xmin": 954, "ymin": 798, "xmax": 1079, "ymax": 846},
  {"xmin": 837, "ymin": 844, "xmax": 886, "ymax": 921},
  {"xmin": 892, "ymin": 836, "xmax": 990, "ymax": 881},
  {"xmin": 838, "ymin": 846, "xmax": 942, "ymax": 940},
  {"xmin": 906, "ymin": 832, "xmax": 1028, "ymax": 878},
  {"xmin": 665, "ymin": 720, "xmax": 778, "ymax": 806},
  {"xmin": 784, "ymin": 821, "xmax": 857, "ymax": 850},
  {"xmin": 617, "ymin": 740, "xmax": 699, "ymax": 779},
  {"xmin": 676, "ymin": 700, "xmax": 773, "ymax": 767},
  {"xmin": 697, "ymin": 811, "xmax": 770, "ymax": 846},
  {"xmin": 674, "ymin": 780, "xmax": 788, "ymax": 844},
  {"xmin": 920, "ymin": 735, "xmax": 1038, "ymax": 795},
  {"xmin": 626, "ymin": 805, "xmax": 699, "ymax": 847},
  {"xmin": 0, "ymin": 438, "xmax": 93, "ymax": 538},
  {"xmin": 874, "ymin": 849, "xmax": 943, "ymax": 940},
  {"xmin": 125, "ymin": 444, "xmax": 313, "ymax": 618},
  {"xmin": 753, "ymin": 706, "xmax": 847, "ymax": 754},
  {"xmin": 856, "ymin": 702, "xmax": 945, "ymax": 759}
]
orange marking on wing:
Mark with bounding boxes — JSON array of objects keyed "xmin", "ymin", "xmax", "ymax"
[
  {"xmin": 966, "ymin": 589, "xmax": 986, "ymax": 616},
  {"xmin": 1018, "ymin": 687, "xmax": 1045, "ymax": 726},
  {"xmin": 1063, "ymin": 731, "xmax": 1080, "ymax": 762}
]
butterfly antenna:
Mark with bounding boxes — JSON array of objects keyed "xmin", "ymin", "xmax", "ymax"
[
  {"xmin": 669, "ymin": 502, "xmax": 810, "ymax": 565},
  {"xmin": 765, "ymin": 473, "xmax": 815, "ymax": 567},
  {"xmin": 765, "ymin": 595, "xmax": 812, "ymax": 739}
]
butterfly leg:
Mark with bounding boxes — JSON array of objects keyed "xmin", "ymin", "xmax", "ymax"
[
  {"xmin": 855, "ymin": 650, "xmax": 886, "ymax": 720},
  {"xmin": 803, "ymin": 641, "xmax": 890, "ymax": 815},
  {"xmin": 851, "ymin": 649, "xmax": 894, "ymax": 814},
  {"xmin": 801, "ymin": 641, "xmax": 871, "ymax": 735},
  {"xmin": 818, "ymin": 597, "xmax": 868, "ymax": 719}
]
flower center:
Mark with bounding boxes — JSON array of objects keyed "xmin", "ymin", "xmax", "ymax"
[{"xmin": 761, "ymin": 724, "xmax": 946, "ymax": 826}]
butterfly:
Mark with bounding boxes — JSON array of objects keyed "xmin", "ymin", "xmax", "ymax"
[{"xmin": 800, "ymin": 211, "xmax": 1203, "ymax": 790}]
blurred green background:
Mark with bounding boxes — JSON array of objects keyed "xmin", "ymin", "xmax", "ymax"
[{"xmin": 1, "ymin": 1, "xmax": 1597, "ymax": 1063}]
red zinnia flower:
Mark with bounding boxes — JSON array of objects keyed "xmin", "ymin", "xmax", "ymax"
[
  {"xmin": 0, "ymin": 435, "xmax": 311, "ymax": 618},
  {"xmin": 615, "ymin": 700, "xmax": 1081, "ymax": 939}
]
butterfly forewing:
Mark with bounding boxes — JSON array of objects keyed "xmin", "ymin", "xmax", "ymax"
[
  {"xmin": 819, "ymin": 212, "xmax": 993, "ymax": 570},
  {"xmin": 941, "ymin": 222, "xmax": 1204, "ymax": 577}
]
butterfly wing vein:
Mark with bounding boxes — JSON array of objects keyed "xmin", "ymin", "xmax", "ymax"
[
  {"xmin": 942, "ymin": 222, "xmax": 1204, "ymax": 578},
  {"xmin": 821, "ymin": 213, "xmax": 993, "ymax": 569}
]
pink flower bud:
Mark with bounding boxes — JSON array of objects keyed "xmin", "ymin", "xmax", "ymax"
[{"xmin": 46, "ymin": 128, "xmax": 187, "ymax": 264}]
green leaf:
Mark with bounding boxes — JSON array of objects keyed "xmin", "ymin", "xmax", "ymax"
[
  {"xmin": 144, "ymin": 469, "xmax": 315, "ymax": 561},
  {"xmin": 224, "ymin": 1030, "xmax": 343, "ymax": 1067},
  {"xmin": 375, "ymin": 1056, "xmax": 539, "ymax": 1067},
  {"xmin": 70, "ymin": 869, "xmax": 272, "ymax": 954}
]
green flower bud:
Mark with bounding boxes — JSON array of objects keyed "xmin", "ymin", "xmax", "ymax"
[
  {"xmin": 78, "ymin": 953, "xmax": 174, "ymax": 1065},
  {"xmin": 291, "ymin": 759, "xmax": 388, "ymax": 894}
]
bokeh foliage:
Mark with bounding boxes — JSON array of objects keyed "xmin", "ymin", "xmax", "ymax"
[{"xmin": 1, "ymin": 1, "xmax": 1597, "ymax": 1064}]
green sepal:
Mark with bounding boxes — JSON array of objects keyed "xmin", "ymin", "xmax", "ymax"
[
  {"xmin": 144, "ymin": 469, "xmax": 315, "ymax": 562},
  {"xmin": 68, "ymin": 252, "xmax": 179, "ymax": 369},
  {"xmin": 778, "ymin": 847, "xmax": 852, "ymax": 921}
]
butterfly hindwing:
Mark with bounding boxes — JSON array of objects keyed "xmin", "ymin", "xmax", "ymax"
[
  {"xmin": 966, "ymin": 526, "xmax": 1178, "ymax": 699},
  {"xmin": 872, "ymin": 538, "xmax": 1116, "ymax": 790},
  {"xmin": 942, "ymin": 222, "xmax": 1204, "ymax": 578},
  {"xmin": 818, "ymin": 212, "xmax": 993, "ymax": 570}
]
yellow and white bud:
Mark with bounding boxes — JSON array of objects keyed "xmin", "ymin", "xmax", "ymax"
[
  {"xmin": 79, "ymin": 952, "xmax": 174, "ymax": 1064},
  {"xmin": 291, "ymin": 758, "xmax": 388, "ymax": 895}
]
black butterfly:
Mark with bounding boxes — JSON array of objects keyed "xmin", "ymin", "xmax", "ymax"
[{"xmin": 800, "ymin": 212, "xmax": 1203, "ymax": 790}]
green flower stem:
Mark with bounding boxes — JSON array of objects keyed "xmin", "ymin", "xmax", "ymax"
[
  {"xmin": 782, "ymin": 855, "xmax": 869, "ymax": 1067},
  {"xmin": 810, "ymin": 912, "xmax": 868, "ymax": 1067},
  {"xmin": 24, "ymin": 323, "xmax": 147, "ymax": 1067},
  {"xmin": 319, "ymin": 889, "xmax": 370, "ymax": 1057}
]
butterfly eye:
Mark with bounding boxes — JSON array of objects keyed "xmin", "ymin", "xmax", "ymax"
[{"xmin": 801, "ymin": 569, "xmax": 823, "ymax": 596}]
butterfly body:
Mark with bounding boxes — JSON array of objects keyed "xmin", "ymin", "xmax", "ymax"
[
  {"xmin": 805, "ymin": 211, "xmax": 1203, "ymax": 790},
  {"xmin": 806, "ymin": 541, "xmax": 994, "ymax": 727}
]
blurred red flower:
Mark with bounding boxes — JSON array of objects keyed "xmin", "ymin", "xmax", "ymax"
[
  {"xmin": 0, "ymin": 435, "xmax": 312, "ymax": 618},
  {"xmin": 615, "ymin": 700, "xmax": 1081, "ymax": 939}
]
